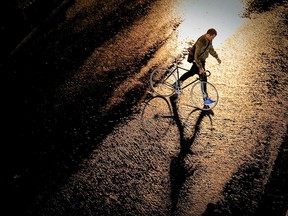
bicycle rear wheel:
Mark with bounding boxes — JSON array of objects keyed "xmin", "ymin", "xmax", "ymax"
[
  {"xmin": 150, "ymin": 67, "xmax": 177, "ymax": 97},
  {"xmin": 190, "ymin": 81, "xmax": 219, "ymax": 110}
]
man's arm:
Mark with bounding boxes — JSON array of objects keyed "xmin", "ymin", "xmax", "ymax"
[{"xmin": 209, "ymin": 45, "xmax": 221, "ymax": 64}]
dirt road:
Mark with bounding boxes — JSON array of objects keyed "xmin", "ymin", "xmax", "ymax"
[{"xmin": 6, "ymin": 0, "xmax": 287, "ymax": 215}]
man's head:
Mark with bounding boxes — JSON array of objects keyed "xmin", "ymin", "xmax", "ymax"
[{"xmin": 206, "ymin": 28, "xmax": 217, "ymax": 41}]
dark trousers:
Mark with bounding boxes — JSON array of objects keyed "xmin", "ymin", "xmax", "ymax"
[
  {"xmin": 179, "ymin": 61, "xmax": 207, "ymax": 82},
  {"xmin": 179, "ymin": 61, "xmax": 208, "ymax": 99}
]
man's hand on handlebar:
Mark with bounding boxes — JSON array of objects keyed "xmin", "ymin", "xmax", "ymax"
[
  {"xmin": 199, "ymin": 68, "xmax": 211, "ymax": 77},
  {"xmin": 199, "ymin": 67, "xmax": 205, "ymax": 74}
]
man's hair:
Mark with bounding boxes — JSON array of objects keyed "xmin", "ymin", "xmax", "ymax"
[{"xmin": 207, "ymin": 28, "xmax": 217, "ymax": 36}]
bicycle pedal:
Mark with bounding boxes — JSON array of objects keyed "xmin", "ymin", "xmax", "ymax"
[{"xmin": 175, "ymin": 90, "xmax": 181, "ymax": 95}]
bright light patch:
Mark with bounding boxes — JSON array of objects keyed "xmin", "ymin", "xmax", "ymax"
[{"xmin": 176, "ymin": 0, "xmax": 247, "ymax": 47}]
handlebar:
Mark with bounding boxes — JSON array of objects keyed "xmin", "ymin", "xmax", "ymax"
[
  {"xmin": 203, "ymin": 70, "xmax": 211, "ymax": 77},
  {"xmin": 205, "ymin": 70, "xmax": 211, "ymax": 77}
]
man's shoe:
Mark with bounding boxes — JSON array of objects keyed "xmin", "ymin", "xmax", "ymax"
[
  {"xmin": 172, "ymin": 82, "xmax": 181, "ymax": 95},
  {"xmin": 172, "ymin": 82, "xmax": 178, "ymax": 90},
  {"xmin": 204, "ymin": 97, "xmax": 215, "ymax": 105}
]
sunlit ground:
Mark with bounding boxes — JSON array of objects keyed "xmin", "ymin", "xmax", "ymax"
[
  {"xmin": 22, "ymin": 0, "xmax": 288, "ymax": 215},
  {"xmin": 174, "ymin": 0, "xmax": 247, "ymax": 48}
]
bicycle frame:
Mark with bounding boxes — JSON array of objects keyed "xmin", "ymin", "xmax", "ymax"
[{"xmin": 171, "ymin": 65, "xmax": 199, "ymax": 91}]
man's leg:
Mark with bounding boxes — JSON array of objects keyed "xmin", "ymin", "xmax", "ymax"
[
  {"xmin": 199, "ymin": 72, "xmax": 208, "ymax": 99},
  {"xmin": 195, "ymin": 61, "xmax": 208, "ymax": 98},
  {"xmin": 197, "ymin": 61, "xmax": 212, "ymax": 102},
  {"xmin": 199, "ymin": 62, "xmax": 215, "ymax": 105},
  {"xmin": 179, "ymin": 62, "xmax": 198, "ymax": 82},
  {"xmin": 172, "ymin": 62, "xmax": 197, "ymax": 91}
]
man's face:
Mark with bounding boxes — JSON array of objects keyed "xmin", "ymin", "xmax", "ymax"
[{"xmin": 208, "ymin": 34, "xmax": 216, "ymax": 41}]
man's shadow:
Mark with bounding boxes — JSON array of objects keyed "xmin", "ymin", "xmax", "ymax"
[{"xmin": 169, "ymin": 94, "xmax": 214, "ymax": 215}]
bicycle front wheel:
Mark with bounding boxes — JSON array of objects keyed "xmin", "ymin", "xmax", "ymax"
[
  {"xmin": 190, "ymin": 81, "xmax": 219, "ymax": 110},
  {"xmin": 150, "ymin": 67, "xmax": 177, "ymax": 97}
]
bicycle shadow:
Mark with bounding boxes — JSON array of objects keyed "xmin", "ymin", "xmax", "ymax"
[
  {"xmin": 140, "ymin": 93, "xmax": 174, "ymax": 139},
  {"xmin": 168, "ymin": 93, "xmax": 214, "ymax": 215}
]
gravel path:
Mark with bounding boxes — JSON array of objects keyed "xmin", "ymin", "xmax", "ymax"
[
  {"xmin": 26, "ymin": 1, "xmax": 288, "ymax": 216},
  {"xmin": 6, "ymin": 0, "xmax": 287, "ymax": 216}
]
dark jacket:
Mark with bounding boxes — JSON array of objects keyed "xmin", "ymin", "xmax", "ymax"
[{"xmin": 194, "ymin": 34, "xmax": 219, "ymax": 68}]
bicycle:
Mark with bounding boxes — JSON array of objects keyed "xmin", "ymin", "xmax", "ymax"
[{"xmin": 149, "ymin": 59, "xmax": 219, "ymax": 111}]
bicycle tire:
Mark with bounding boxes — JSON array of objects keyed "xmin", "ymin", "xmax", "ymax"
[
  {"xmin": 150, "ymin": 67, "xmax": 177, "ymax": 97},
  {"xmin": 190, "ymin": 81, "xmax": 219, "ymax": 110},
  {"xmin": 141, "ymin": 95, "xmax": 173, "ymax": 137}
]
